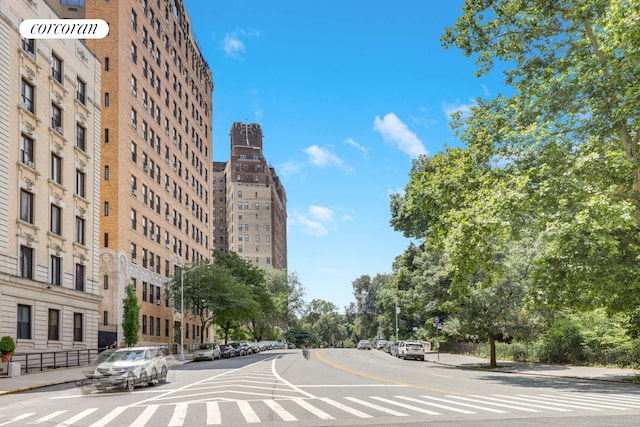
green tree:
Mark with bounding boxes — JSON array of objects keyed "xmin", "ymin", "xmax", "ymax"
[
  {"xmin": 122, "ymin": 284, "xmax": 141, "ymax": 347},
  {"xmin": 441, "ymin": 0, "xmax": 640, "ymax": 323}
]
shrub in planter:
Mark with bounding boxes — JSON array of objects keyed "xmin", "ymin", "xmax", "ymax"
[{"xmin": 0, "ymin": 335, "xmax": 16, "ymax": 362}]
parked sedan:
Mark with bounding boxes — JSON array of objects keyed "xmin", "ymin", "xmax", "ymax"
[
  {"xmin": 91, "ymin": 346, "xmax": 168, "ymax": 391},
  {"xmin": 389, "ymin": 341, "xmax": 400, "ymax": 357},
  {"xmin": 397, "ymin": 341, "xmax": 425, "ymax": 361},
  {"xmin": 220, "ymin": 345, "xmax": 235, "ymax": 358},
  {"xmin": 193, "ymin": 343, "xmax": 221, "ymax": 361},
  {"xmin": 357, "ymin": 339, "xmax": 372, "ymax": 350}
]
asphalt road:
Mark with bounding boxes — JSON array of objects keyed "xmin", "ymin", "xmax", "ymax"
[{"xmin": 0, "ymin": 348, "xmax": 639, "ymax": 426}]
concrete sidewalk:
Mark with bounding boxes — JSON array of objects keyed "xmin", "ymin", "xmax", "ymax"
[
  {"xmin": 424, "ymin": 351, "xmax": 640, "ymax": 383},
  {"xmin": 0, "ymin": 352, "xmax": 638, "ymax": 395}
]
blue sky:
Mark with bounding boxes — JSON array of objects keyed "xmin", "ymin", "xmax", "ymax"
[{"xmin": 183, "ymin": 0, "xmax": 503, "ymax": 311}]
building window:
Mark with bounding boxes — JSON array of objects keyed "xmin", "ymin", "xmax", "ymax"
[
  {"xmin": 76, "ymin": 78, "xmax": 86, "ymax": 104},
  {"xmin": 131, "ymin": 9, "xmax": 137, "ymax": 30},
  {"xmin": 76, "ymin": 169, "xmax": 86, "ymax": 198},
  {"xmin": 20, "ymin": 134, "xmax": 34, "ymax": 167},
  {"xmin": 48, "ymin": 309, "xmax": 60, "ymax": 341},
  {"xmin": 104, "ymin": 165, "xmax": 109, "ymax": 180},
  {"xmin": 131, "ymin": 108, "xmax": 137, "ymax": 129},
  {"xmin": 104, "ymin": 201, "xmax": 109, "ymax": 216},
  {"xmin": 103, "ymin": 311, "xmax": 108, "ymax": 326},
  {"xmin": 104, "ymin": 232, "xmax": 109, "ymax": 247},
  {"xmin": 104, "ymin": 92, "xmax": 109, "ymax": 107},
  {"xmin": 20, "ymin": 190, "xmax": 34, "ymax": 223},
  {"xmin": 75, "ymin": 216, "xmax": 85, "ymax": 245},
  {"xmin": 21, "ymin": 80, "xmax": 34, "ymax": 113},
  {"xmin": 20, "ymin": 37, "xmax": 35, "ymax": 56},
  {"xmin": 50, "ymin": 255, "xmax": 62, "ymax": 286},
  {"xmin": 51, "ymin": 154, "xmax": 62, "ymax": 184},
  {"xmin": 131, "ymin": 209, "xmax": 137, "ymax": 229},
  {"xmin": 17, "ymin": 304, "xmax": 31, "ymax": 339},
  {"xmin": 51, "ymin": 104, "xmax": 62, "ymax": 132},
  {"xmin": 73, "ymin": 313, "xmax": 83, "ymax": 342},
  {"xmin": 104, "ymin": 128, "xmax": 109, "ymax": 143},
  {"xmin": 131, "ymin": 74, "xmax": 137, "ymax": 95},
  {"xmin": 142, "ymin": 315, "xmax": 147, "ymax": 335},
  {"xmin": 131, "ymin": 243, "xmax": 137, "ymax": 262},
  {"xmin": 20, "ymin": 245, "xmax": 33, "ymax": 279},
  {"xmin": 75, "ymin": 263, "xmax": 85, "ymax": 291},
  {"xmin": 104, "ymin": 57, "xmax": 109, "ymax": 71},
  {"xmin": 76, "ymin": 123, "xmax": 86, "ymax": 151},
  {"xmin": 104, "ymin": 275, "xmax": 109, "ymax": 289},
  {"xmin": 131, "ymin": 42, "xmax": 137, "ymax": 63},
  {"xmin": 51, "ymin": 204, "xmax": 62, "ymax": 235},
  {"xmin": 149, "ymin": 316, "xmax": 154, "ymax": 336},
  {"xmin": 142, "ymin": 282, "xmax": 147, "ymax": 302},
  {"xmin": 51, "ymin": 53, "xmax": 62, "ymax": 83}
]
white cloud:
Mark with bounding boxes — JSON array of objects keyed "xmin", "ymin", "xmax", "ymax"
[
  {"xmin": 373, "ymin": 113, "xmax": 427, "ymax": 158},
  {"xmin": 309, "ymin": 205, "xmax": 334, "ymax": 222},
  {"xmin": 290, "ymin": 205, "xmax": 352, "ymax": 236},
  {"xmin": 293, "ymin": 214, "xmax": 328, "ymax": 236},
  {"xmin": 341, "ymin": 214, "xmax": 353, "ymax": 222},
  {"xmin": 303, "ymin": 145, "xmax": 343, "ymax": 167},
  {"xmin": 277, "ymin": 160, "xmax": 302, "ymax": 178},
  {"xmin": 344, "ymin": 138, "xmax": 369, "ymax": 157},
  {"xmin": 223, "ymin": 28, "xmax": 261, "ymax": 59},
  {"xmin": 442, "ymin": 99, "xmax": 476, "ymax": 121}
]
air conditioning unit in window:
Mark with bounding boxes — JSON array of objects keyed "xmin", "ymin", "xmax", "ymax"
[
  {"xmin": 165, "ymin": 185, "xmax": 170, "ymax": 191},
  {"xmin": 25, "ymin": 160, "xmax": 34, "ymax": 168},
  {"xmin": 156, "ymin": 300, "xmax": 161, "ymax": 305},
  {"xmin": 165, "ymin": 214, "xmax": 169, "ymax": 220},
  {"xmin": 132, "ymin": 189, "xmax": 137, "ymax": 195},
  {"xmin": 55, "ymin": 126, "xmax": 64, "ymax": 135},
  {"xmin": 131, "ymin": 257, "xmax": 137, "ymax": 264},
  {"xmin": 143, "ymin": 164, "xmax": 149, "ymax": 172},
  {"xmin": 165, "ymin": 243, "xmax": 169, "ymax": 249},
  {"xmin": 150, "ymin": 233, "xmax": 155, "ymax": 240}
]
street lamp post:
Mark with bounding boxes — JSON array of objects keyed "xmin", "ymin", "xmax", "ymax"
[{"xmin": 179, "ymin": 262, "xmax": 211, "ymax": 361}]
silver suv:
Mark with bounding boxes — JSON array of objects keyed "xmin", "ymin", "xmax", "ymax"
[
  {"xmin": 90, "ymin": 346, "xmax": 168, "ymax": 391},
  {"xmin": 357, "ymin": 339, "xmax": 371, "ymax": 350}
]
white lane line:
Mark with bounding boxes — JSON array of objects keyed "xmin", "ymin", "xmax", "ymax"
[
  {"xmin": 319, "ymin": 398, "xmax": 373, "ymax": 418},
  {"xmin": 236, "ymin": 400, "xmax": 261, "ymax": 423},
  {"xmin": 272, "ymin": 356, "xmax": 316, "ymax": 398},
  {"xmin": 129, "ymin": 405, "xmax": 159, "ymax": 427},
  {"xmin": 345, "ymin": 397, "xmax": 409, "ymax": 417},
  {"xmin": 291, "ymin": 398, "xmax": 334, "ymax": 420},
  {"xmin": 168, "ymin": 402, "xmax": 189, "ymax": 426},
  {"xmin": 470, "ymin": 395, "xmax": 570, "ymax": 412},
  {"xmin": 263, "ymin": 399, "xmax": 298, "ymax": 422},
  {"xmin": 449, "ymin": 395, "xmax": 538, "ymax": 412},
  {"xmin": 370, "ymin": 396, "xmax": 441, "ymax": 415},
  {"xmin": 420, "ymin": 395, "xmax": 507, "ymax": 414},
  {"xmin": 54, "ymin": 408, "xmax": 98, "ymax": 427},
  {"xmin": 32, "ymin": 410, "xmax": 67, "ymax": 424},
  {"xmin": 0, "ymin": 413, "xmax": 34, "ymax": 426},
  {"xmin": 397, "ymin": 396, "xmax": 476, "ymax": 414},
  {"xmin": 206, "ymin": 402, "xmax": 222, "ymax": 425},
  {"xmin": 88, "ymin": 407, "xmax": 128, "ymax": 427}
]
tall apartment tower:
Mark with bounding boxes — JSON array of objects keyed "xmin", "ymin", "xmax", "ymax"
[
  {"xmin": 225, "ymin": 122, "xmax": 287, "ymax": 269},
  {"xmin": 84, "ymin": 0, "xmax": 214, "ymax": 347},
  {"xmin": 0, "ymin": 0, "xmax": 102, "ymax": 351},
  {"xmin": 211, "ymin": 161, "xmax": 228, "ymax": 253}
]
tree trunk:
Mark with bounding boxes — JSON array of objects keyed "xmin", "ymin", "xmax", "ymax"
[{"xmin": 489, "ymin": 332, "xmax": 497, "ymax": 368}]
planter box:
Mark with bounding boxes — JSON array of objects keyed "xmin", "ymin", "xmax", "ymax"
[{"xmin": 0, "ymin": 362, "xmax": 20, "ymax": 377}]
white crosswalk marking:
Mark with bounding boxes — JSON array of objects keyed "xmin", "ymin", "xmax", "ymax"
[
  {"xmin": 560, "ymin": 393, "xmax": 640, "ymax": 407},
  {"xmin": 538, "ymin": 394, "xmax": 631, "ymax": 410},
  {"xmin": 448, "ymin": 395, "xmax": 539, "ymax": 412},
  {"xmin": 0, "ymin": 413, "xmax": 34, "ymax": 426},
  {"xmin": 129, "ymin": 405, "xmax": 159, "ymax": 427},
  {"xmin": 263, "ymin": 399, "xmax": 298, "ymax": 421},
  {"xmin": 236, "ymin": 400, "xmax": 261, "ymax": 423},
  {"xmin": 33, "ymin": 410, "xmax": 67, "ymax": 424},
  {"xmin": 513, "ymin": 394, "xmax": 603, "ymax": 410},
  {"xmin": 291, "ymin": 398, "xmax": 334, "ymax": 420},
  {"xmin": 168, "ymin": 402, "xmax": 189, "ymax": 426},
  {"xmin": 494, "ymin": 394, "xmax": 600, "ymax": 410},
  {"xmin": 345, "ymin": 397, "xmax": 409, "ymax": 417},
  {"xmin": 397, "ymin": 396, "xmax": 476, "ymax": 414},
  {"xmin": 54, "ymin": 408, "xmax": 98, "ymax": 427},
  {"xmin": 319, "ymin": 397, "xmax": 372, "ymax": 418},
  {"xmin": 206, "ymin": 402, "xmax": 222, "ymax": 425},
  {"xmin": 420, "ymin": 395, "xmax": 508, "ymax": 413},
  {"xmin": 370, "ymin": 396, "xmax": 441, "ymax": 415},
  {"xmin": 88, "ymin": 407, "xmax": 128, "ymax": 427},
  {"xmin": 468, "ymin": 395, "xmax": 571, "ymax": 412}
]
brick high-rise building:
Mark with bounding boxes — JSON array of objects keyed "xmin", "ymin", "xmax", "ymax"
[
  {"xmin": 223, "ymin": 122, "xmax": 287, "ymax": 269},
  {"xmin": 0, "ymin": 0, "xmax": 102, "ymax": 351},
  {"xmin": 83, "ymin": 0, "xmax": 214, "ymax": 348}
]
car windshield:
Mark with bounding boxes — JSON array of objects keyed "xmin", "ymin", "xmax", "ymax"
[
  {"xmin": 107, "ymin": 349, "xmax": 146, "ymax": 362},
  {"xmin": 407, "ymin": 343, "xmax": 422, "ymax": 348},
  {"xmin": 199, "ymin": 344, "xmax": 213, "ymax": 350}
]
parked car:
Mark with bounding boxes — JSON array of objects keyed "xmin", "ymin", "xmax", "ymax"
[
  {"xmin": 357, "ymin": 339, "xmax": 371, "ymax": 350},
  {"xmin": 193, "ymin": 343, "xmax": 221, "ymax": 361},
  {"xmin": 389, "ymin": 341, "xmax": 401, "ymax": 357},
  {"xmin": 376, "ymin": 340, "xmax": 388, "ymax": 350},
  {"xmin": 90, "ymin": 346, "xmax": 168, "ymax": 391},
  {"xmin": 248, "ymin": 341, "xmax": 260, "ymax": 354},
  {"xmin": 220, "ymin": 345, "xmax": 235, "ymax": 358},
  {"xmin": 229, "ymin": 342, "xmax": 246, "ymax": 357},
  {"xmin": 82, "ymin": 348, "xmax": 117, "ymax": 380},
  {"xmin": 397, "ymin": 341, "xmax": 425, "ymax": 361}
]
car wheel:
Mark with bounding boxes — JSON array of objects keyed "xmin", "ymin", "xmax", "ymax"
[
  {"xmin": 139, "ymin": 371, "xmax": 147, "ymax": 386},
  {"xmin": 402, "ymin": 353, "xmax": 406, "ymax": 360},
  {"xmin": 148, "ymin": 369, "xmax": 157, "ymax": 386},
  {"xmin": 126, "ymin": 376, "xmax": 135, "ymax": 392},
  {"xmin": 158, "ymin": 366, "xmax": 167, "ymax": 384}
]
